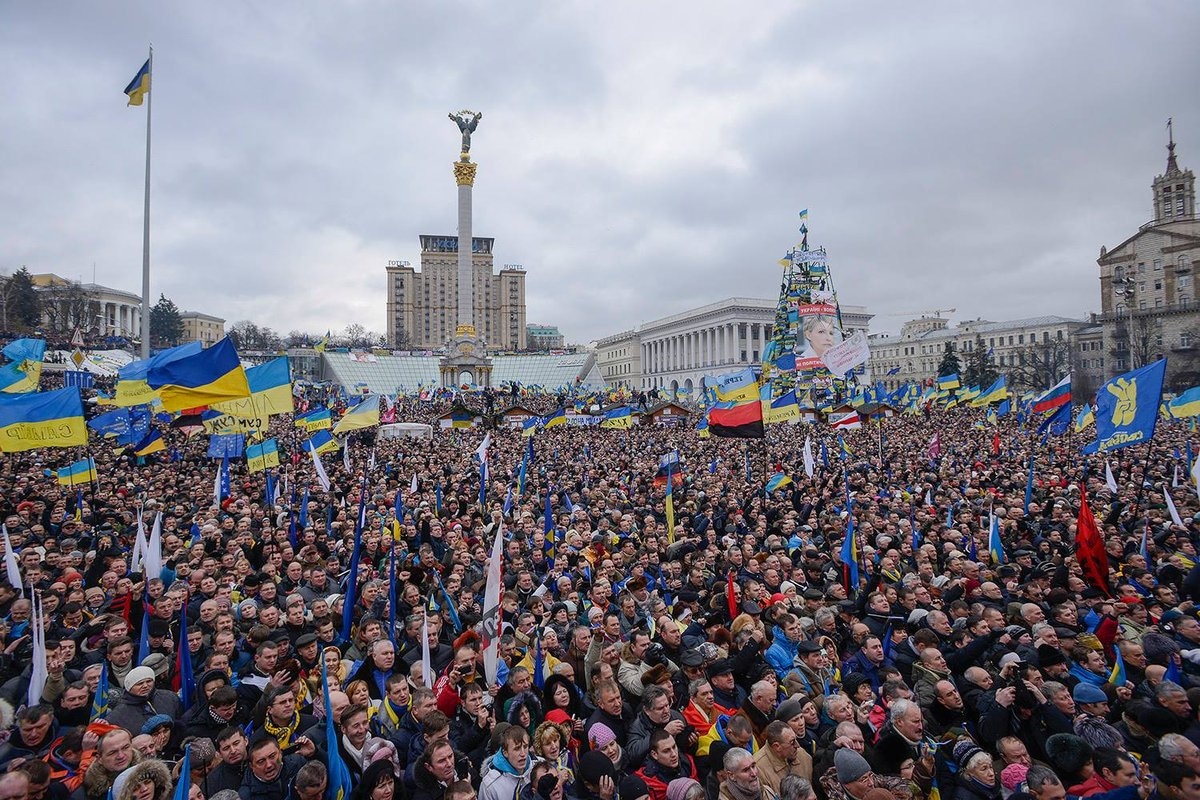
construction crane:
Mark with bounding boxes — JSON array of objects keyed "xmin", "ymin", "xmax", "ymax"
[{"xmin": 879, "ymin": 308, "xmax": 956, "ymax": 318}]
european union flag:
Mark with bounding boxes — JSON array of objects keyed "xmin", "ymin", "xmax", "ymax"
[{"xmin": 1094, "ymin": 359, "xmax": 1166, "ymax": 452}]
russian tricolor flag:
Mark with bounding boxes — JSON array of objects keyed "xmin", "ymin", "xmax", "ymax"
[{"xmin": 1032, "ymin": 376, "xmax": 1071, "ymax": 414}]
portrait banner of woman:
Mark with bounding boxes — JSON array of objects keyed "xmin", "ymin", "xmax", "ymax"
[{"xmin": 794, "ymin": 306, "xmax": 842, "ymax": 370}]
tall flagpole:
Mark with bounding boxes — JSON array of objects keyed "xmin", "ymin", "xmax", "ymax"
[{"xmin": 139, "ymin": 45, "xmax": 153, "ymax": 360}]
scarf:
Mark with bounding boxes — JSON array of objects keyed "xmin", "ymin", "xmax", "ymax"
[
  {"xmin": 1068, "ymin": 662, "xmax": 1107, "ymax": 687},
  {"xmin": 382, "ymin": 698, "xmax": 404, "ymax": 730},
  {"xmin": 263, "ymin": 710, "xmax": 300, "ymax": 749},
  {"xmin": 722, "ymin": 778, "xmax": 761, "ymax": 800},
  {"xmin": 342, "ymin": 734, "xmax": 363, "ymax": 767}
]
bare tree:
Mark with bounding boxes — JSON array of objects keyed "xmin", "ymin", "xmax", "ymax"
[
  {"xmin": 40, "ymin": 281, "xmax": 96, "ymax": 336},
  {"xmin": 1007, "ymin": 338, "xmax": 1074, "ymax": 393},
  {"xmin": 1108, "ymin": 313, "xmax": 1162, "ymax": 372}
]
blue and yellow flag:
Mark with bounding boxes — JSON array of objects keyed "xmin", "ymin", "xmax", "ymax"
[
  {"xmin": 296, "ymin": 406, "xmax": 332, "ymax": 431},
  {"xmin": 542, "ymin": 408, "xmax": 567, "ymax": 428},
  {"xmin": 57, "ymin": 458, "xmax": 97, "ymax": 485},
  {"xmin": 766, "ymin": 389, "xmax": 801, "ymax": 425},
  {"xmin": 1108, "ymin": 646, "xmax": 1127, "ymax": 686},
  {"xmin": 132, "ymin": 429, "xmax": 166, "ymax": 457},
  {"xmin": 937, "ymin": 373, "xmax": 960, "ymax": 390},
  {"xmin": 1094, "ymin": 359, "xmax": 1166, "ymax": 452},
  {"xmin": 988, "ymin": 513, "xmax": 1005, "ymax": 564},
  {"xmin": 246, "ymin": 439, "xmax": 280, "ymax": 473},
  {"xmin": 713, "ymin": 368, "xmax": 760, "ymax": 404},
  {"xmin": 0, "ymin": 387, "xmax": 87, "ymax": 452},
  {"xmin": 146, "ymin": 337, "xmax": 251, "ymax": 413},
  {"xmin": 314, "ymin": 330, "xmax": 330, "ymax": 353},
  {"xmin": 972, "ymin": 376, "xmax": 1007, "ymax": 406},
  {"xmin": 600, "ymin": 406, "xmax": 634, "ymax": 429},
  {"xmin": 304, "ymin": 429, "xmax": 339, "ymax": 455},
  {"xmin": 125, "ymin": 59, "xmax": 151, "ymax": 106},
  {"xmin": 1075, "ymin": 404, "xmax": 1095, "ymax": 433},
  {"xmin": 212, "ymin": 356, "xmax": 293, "ymax": 419},
  {"xmin": 334, "ymin": 395, "xmax": 380, "ymax": 434},
  {"xmin": 765, "ymin": 472, "xmax": 793, "ymax": 493},
  {"xmin": 0, "ymin": 338, "xmax": 46, "ymax": 393},
  {"xmin": 1169, "ymin": 386, "xmax": 1200, "ymax": 418},
  {"xmin": 90, "ymin": 662, "xmax": 109, "ymax": 721}
]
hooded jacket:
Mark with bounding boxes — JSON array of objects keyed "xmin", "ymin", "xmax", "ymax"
[
  {"xmin": 479, "ymin": 750, "xmax": 533, "ymax": 800},
  {"xmin": 114, "ymin": 759, "xmax": 172, "ymax": 800}
]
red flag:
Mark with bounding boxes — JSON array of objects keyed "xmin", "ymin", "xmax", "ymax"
[
  {"xmin": 1075, "ymin": 486, "xmax": 1111, "ymax": 597},
  {"xmin": 992, "ymin": 433, "xmax": 1001, "ymax": 456},
  {"xmin": 726, "ymin": 571, "xmax": 738, "ymax": 621}
]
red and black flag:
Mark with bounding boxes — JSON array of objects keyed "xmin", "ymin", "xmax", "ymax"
[{"xmin": 709, "ymin": 401, "xmax": 765, "ymax": 439}]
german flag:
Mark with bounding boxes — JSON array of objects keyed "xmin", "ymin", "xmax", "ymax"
[{"xmin": 708, "ymin": 400, "xmax": 764, "ymax": 439}]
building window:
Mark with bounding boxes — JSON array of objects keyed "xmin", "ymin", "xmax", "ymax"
[
  {"xmin": 1154, "ymin": 259, "xmax": 1163, "ymax": 271},
  {"xmin": 1183, "ymin": 331, "xmax": 1194, "ymax": 348},
  {"xmin": 1114, "ymin": 266, "xmax": 1125, "ymax": 281},
  {"xmin": 1155, "ymin": 280, "xmax": 1163, "ymax": 290},
  {"xmin": 1138, "ymin": 262, "xmax": 1146, "ymax": 273},
  {"xmin": 1018, "ymin": 334, "xmax": 1024, "ymax": 344}
]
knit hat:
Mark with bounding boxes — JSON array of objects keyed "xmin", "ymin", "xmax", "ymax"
[
  {"xmin": 619, "ymin": 775, "xmax": 649, "ymax": 800},
  {"xmin": 1001, "ymin": 764, "xmax": 1030, "ymax": 792},
  {"xmin": 536, "ymin": 774, "xmax": 559, "ymax": 800},
  {"xmin": 775, "ymin": 699, "xmax": 804, "ymax": 723},
  {"xmin": 579, "ymin": 751, "xmax": 617, "ymax": 787},
  {"xmin": 666, "ymin": 779, "xmax": 702, "ymax": 800},
  {"xmin": 834, "ymin": 748, "xmax": 872, "ymax": 783},
  {"xmin": 1072, "ymin": 683, "xmax": 1108, "ymax": 704},
  {"xmin": 589, "ymin": 723, "xmax": 616, "ymax": 750},
  {"xmin": 124, "ymin": 666, "xmax": 156, "ymax": 692},
  {"xmin": 952, "ymin": 739, "xmax": 984, "ymax": 771},
  {"xmin": 141, "ymin": 714, "xmax": 173, "ymax": 735}
]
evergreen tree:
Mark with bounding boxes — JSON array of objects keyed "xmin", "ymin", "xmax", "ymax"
[
  {"xmin": 2, "ymin": 267, "xmax": 42, "ymax": 330},
  {"xmin": 937, "ymin": 341, "xmax": 961, "ymax": 379},
  {"xmin": 963, "ymin": 335, "xmax": 999, "ymax": 388},
  {"xmin": 150, "ymin": 294, "xmax": 184, "ymax": 347}
]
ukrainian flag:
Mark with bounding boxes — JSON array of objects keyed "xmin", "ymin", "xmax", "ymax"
[
  {"xmin": 314, "ymin": 330, "xmax": 330, "ymax": 353},
  {"xmin": 542, "ymin": 408, "xmax": 567, "ymax": 428},
  {"xmin": 295, "ymin": 407, "xmax": 332, "ymax": 431},
  {"xmin": 1075, "ymin": 404, "xmax": 1095, "ymax": 432},
  {"xmin": 0, "ymin": 386, "xmax": 87, "ymax": 452},
  {"xmin": 937, "ymin": 373, "xmax": 960, "ymax": 390},
  {"xmin": 600, "ymin": 406, "xmax": 634, "ymax": 429},
  {"xmin": 132, "ymin": 429, "xmax": 166, "ymax": 456},
  {"xmin": 521, "ymin": 416, "xmax": 540, "ymax": 436},
  {"xmin": 304, "ymin": 429, "xmax": 338, "ymax": 454},
  {"xmin": 1108, "ymin": 647, "xmax": 1127, "ymax": 686},
  {"xmin": 451, "ymin": 410, "xmax": 475, "ymax": 429},
  {"xmin": 124, "ymin": 59, "xmax": 150, "ymax": 106},
  {"xmin": 334, "ymin": 395, "xmax": 380, "ymax": 434},
  {"xmin": 57, "ymin": 458, "xmax": 97, "ymax": 485},
  {"xmin": 765, "ymin": 472, "xmax": 793, "ymax": 492},
  {"xmin": 0, "ymin": 338, "xmax": 46, "ymax": 393},
  {"xmin": 766, "ymin": 390, "xmax": 801, "ymax": 425},
  {"xmin": 972, "ymin": 376, "xmax": 1008, "ymax": 406},
  {"xmin": 212, "ymin": 356, "xmax": 293, "ymax": 418},
  {"xmin": 246, "ymin": 439, "xmax": 280, "ymax": 473},
  {"xmin": 146, "ymin": 337, "xmax": 250, "ymax": 413},
  {"xmin": 113, "ymin": 341, "xmax": 200, "ymax": 408},
  {"xmin": 695, "ymin": 415, "xmax": 710, "ymax": 438},
  {"xmin": 714, "ymin": 368, "xmax": 760, "ymax": 404},
  {"xmin": 1169, "ymin": 386, "xmax": 1200, "ymax": 418}
]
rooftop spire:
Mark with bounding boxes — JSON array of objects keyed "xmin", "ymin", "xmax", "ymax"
[{"xmin": 1167, "ymin": 117, "xmax": 1180, "ymax": 175}]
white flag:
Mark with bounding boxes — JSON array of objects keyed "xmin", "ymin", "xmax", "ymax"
[
  {"xmin": 475, "ymin": 432, "xmax": 492, "ymax": 463},
  {"xmin": 411, "ymin": 474, "xmax": 419, "ymax": 495},
  {"xmin": 130, "ymin": 510, "xmax": 147, "ymax": 576},
  {"xmin": 1192, "ymin": 456, "xmax": 1200, "ymax": 502},
  {"xmin": 481, "ymin": 523, "xmax": 505, "ymax": 686},
  {"xmin": 421, "ymin": 603, "xmax": 433, "ymax": 689},
  {"xmin": 1165, "ymin": 488, "xmax": 1185, "ymax": 528},
  {"xmin": 27, "ymin": 592, "xmax": 46, "ymax": 707},
  {"xmin": 343, "ymin": 441, "xmax": 351, "ymax": 473},
  {"xmin": 1174, "ymin": 465, "xmax": 1181, "ymax": 489},
  {"xmin": 142, "ymin": 513, "xmax": 163, "ymax": 583},
  {"xmin": 803, "ymin": 437, "xmax": 815, "ymax": 478},
  {"xmin": 368, "ymin": 449, "xmax": 376, "ymax": 473},
  {"xmin": 1, "ymin": 525, "xmax": 22, "ymax": 598},
  {"xmin": 1105, "ymin": 461, "xmax": 1119, "ymax": 494},
  {"xmin": 311, "ymin": 447, "xmax": 331, "ymax": 492}
]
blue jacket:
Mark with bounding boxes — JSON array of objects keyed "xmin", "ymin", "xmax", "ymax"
[
  {"xmin": 764, "ymin": 626, "xmax": 798, "ymax": 679},
  {"xmin": 842, "ymin": 651, "xmax": 894, "ymax": 692}
]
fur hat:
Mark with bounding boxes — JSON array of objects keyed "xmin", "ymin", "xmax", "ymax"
[{"xmin": 1045, "ymin": 734, "xmax": 1094, "ymax": 777}]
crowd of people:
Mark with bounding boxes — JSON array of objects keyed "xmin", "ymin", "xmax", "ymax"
[{"xmin": 0, "ymin": 390, "xmax": 1198, "ymax": 800}]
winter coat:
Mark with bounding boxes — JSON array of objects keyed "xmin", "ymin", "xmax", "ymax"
[
  {"xmin": 479, "ymin": 752, "xmax": 534, "ymax": 800},
  {"xmin": 115, "ymin": 759, "xmax": 172, "ymax": 800},
  {"xmin": 105, "ymin": 689, "xmax": 182, "ymax": 737}
]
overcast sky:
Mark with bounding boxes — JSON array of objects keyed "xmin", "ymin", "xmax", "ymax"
[{"xmin": 3, "ymin": 2, "xmax": 1198, "ymax": 344}]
